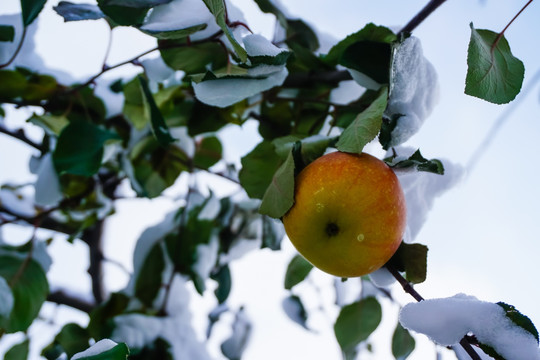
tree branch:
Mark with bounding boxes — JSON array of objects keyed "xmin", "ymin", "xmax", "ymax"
[
  {"xmin": 398, "ymin": 0, "xmax": 448, "ymax": 36},
  {"xmin": 0, "ymin": 124, "xmax": 44, "ymax": 153},
  {"xmin": 47, "ymin": 290, "xmax": 95, "ymax": 313},
  {"xmin": 81, "ymin": 220, "xmax": 106, "ymax": 304},
  {"xmin": 385, "ymin": 264, "xmax": 482, "ymax": 360}
]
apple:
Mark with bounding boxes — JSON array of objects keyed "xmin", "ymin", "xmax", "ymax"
[{"xmin": 282, "ymin": 151, "xmax": 406, "ymax": 278}]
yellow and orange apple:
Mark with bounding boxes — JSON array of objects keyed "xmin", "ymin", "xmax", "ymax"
[{"xmin": 283, "ymin": 151, "xmax": 406, "ymax": 277}]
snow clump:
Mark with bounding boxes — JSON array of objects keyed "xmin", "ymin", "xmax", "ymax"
[{"xmin": 400, "ymin": 294, "xmax": 540, "ymax": 360}]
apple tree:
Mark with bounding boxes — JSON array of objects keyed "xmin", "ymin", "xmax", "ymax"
[{"xmin": 0, "ymin": 0, "xmax": 537, "ymax": 359}]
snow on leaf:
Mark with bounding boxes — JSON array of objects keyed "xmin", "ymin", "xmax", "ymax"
[
  {"xmin": 0, "ymin": 276, "xmax": 14, "ymax": 318},
  {"xmin": 71, "ymin": 339, "xmax": 128, "ymax": 360},
  {"xmin": 465, "ymin": 23, "xmax": 524, "ymax": 104},
  {"xmin": 221, "ymin": 308, "xmax": 252, "ymax": 360},
  {"xmin": 399, "ymin": 294, "xmax": 540, "ymax": 360},
  {"xmin": 384, "ymin": 36, "xmax": 438, "ymax": 147}
]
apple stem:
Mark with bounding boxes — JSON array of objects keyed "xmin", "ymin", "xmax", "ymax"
[{"xmin": 385, "ymin": 264, "xmax": 482, "ymax": 360}]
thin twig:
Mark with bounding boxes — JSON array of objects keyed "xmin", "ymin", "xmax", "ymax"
[
  {"xmin": 398, "ymin": 0, "xmax": 448, "ymax": 36},
  {"xmin": 0, "ymin": 26, "xmax": 27, "ymax": 69},
  {"xmin": 47, "ymin": 290, "xmax": 95, "ymax": 313},
  {"xmin": 0, "ymin": 124, "xmax": 44, "ymax": 152},
  {"xmin": 385, "ymin": 265, "xmax": 482, "ymax": 360},
  {"xmin": 492, "ymin": 0, "xmax": 534, "ymax": 51}
]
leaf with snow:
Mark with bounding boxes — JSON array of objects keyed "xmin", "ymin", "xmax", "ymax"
[
  {"xmin": 258, "ymin": 148, "xmax": 295, "ymax": 219},
  {"xmin": 134, "ymin": 242, "xmax": 166, "ymax": 307},
  {"xmin": 336, "ymin": 87, "xmax": 387, "ymax": 153},
  {"xmin": 53, "ymin": 2, "xmax": 105, "ymax": 22},
  {"xmin": 465, "ymin": 23, "xmax": 524, "ymax": 104},
  {"xmin": 384, "ymin": 36, "xmax": 438, "ymax": 147},
  {"xmin": 282, "ymin": 295, "xmax": 309, "ymax": 330},
  {"xmin": 261, "ymin": 215, "xmax": 284, "ymax": 250},
  {"xmin": 399, "ymin": 294, "xmax": 540, "ymax": 360},
  {"xmin": 193, "ymin": 34, "xmax": 289, "ymax": 107},
  {"xmin": 201, "ymin": 0, "xmax": 247, "ymax": 62},
  {"xmin": 71, "ymin": 339, "xmax": 129, "ymax": 360},
  {"xmin": 284, "ymin": 254, "xmax": 313, "ymax": 290},
  {"xmin": 334, "ymin": 297, "xmax": 382, "ymax": 353},
  {"xmin": 34, "ymin": 153, "xmax": 63, "ymax": 207},
  {"xmin": 221, "ymin": 308, "xmax": 252, "ymax": 360}
]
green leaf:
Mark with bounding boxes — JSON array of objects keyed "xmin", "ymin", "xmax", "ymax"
[
  {"xmin": 0, "ymin": 255, "xmax": 49, "ymax": 333},
  {"xmin": 239, "ymin": 141, "xmax": 282, "ymax": 199},
  {"xmin": 0, "ymin": 25, "xmax": 15, "ymax": 42},
  {"xmin": 103, "ymin": 0, "xmax": 171, "ymax": 8},
  {"xmin": 0, "ymin": 70, "xmax": 27, "ymax": 100},
  {"xmin": 135, "ymin": 242, "xmax": 165, "ymax": 307},
  {"xmin": 160, "ymin": 40, "xmax": 227, "ymax": 73},
  {"xmin": 129, "ymin": 137, "xmax": 189, "ymax": 198},
  {"xmin": 28, "ymin": 113, "xmax": 69, "ymax": 135},
  {"xmin": 5, "ymin": 338, "xmax": 29, "ymax": 360},
  {"xmin": 193, "ymin": 136, "xmax": 222, "ymax": 170},
  {"xmin": 387, "ymin": 242, "xmax": 428, "ymax": 284},
  {"xmin": 336, "ymin": 87, "xmax": 388, "ymax": 153},
  {"xmin": 53, "ymin": 119, "xmax": 119, "ymax": 176},
  {"xmin": 141, "ymin": 23, "xmax": 207, "ymax": 40},
  {"xmin": 282, "ymin": 294, "xmax": 309, "ymax": 329},
  {"xmin": 88, "ymin": 293, "xmax": 130, "ymax": 339},
  {"xmin": 334, "ymin": 297, "xmax": 382, "ymax": 353},
  {"xmin": 392, "ymin": 322, "xmax": 415, "ymax": 360},
  {"xmin": 201, "ymin": 0, "xmax": 247, "ymax": 62},
  {"xmin": 386, "ymin": 149, "xmax": 445, "ymax": 175},
  {"xmin": 138, "ymin": 76, "xmax": 176, "ymax": 146},
  {"xmin": 259, "ymin": 149, "xmax": 295, "ymax": 219},
  {"xmin": 340, "ymin": 41, "xmax": 392, "ymax": 84},
  {"xmin": 73, "ymin": 342, "xmax": 129, "ymax": 360},
  {"xmin": 211, "ymin": 265, "xmax": 231, "ymax": 304},
  {"xmin": 21, "ymin": 0, "xmax": 47, "ymax": 26},
  {"xmin": 97, "ymin": 0, "xmax": 148, "ymax": 26},
  {"xmin": 284, "ymin": 254, "xmax": 313, "ymax": 290},
  {"xmin": 497, "ymin": 302, "xmax": 539, "ymax": 344},
  {"xmin": 54, "ymin": 323, "xmax": 91, "ymax": 358},
  {"xmin": 122, "ymin": 77, "xmax": 147, "ymax": 129},
  {"xmin": 465, "ymin": 23, "xmax": 524, "ymax": 104},
  {"xmin": 324, "ymin": 23, "xmax": 396, "ymax": 66},
  {"xmin": 252, "ymin": 0, "xmax": 287, "ymax": 28},
  {"xmin": 53, "ymin": 2, "xmax": 105, "ymax": 22},
  {"xmin": 129, "ymin": 338, "xmax": 173, "ymax": 360},
  {"xmin": 286, "ymin": 19, "xmax": 319, "ymax": 51}
]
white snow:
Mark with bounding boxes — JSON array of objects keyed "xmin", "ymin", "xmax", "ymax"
[
  {"xmin": 33, "ymin": 153, "xmax": 63, "ymax": 207},
  {"xmin": 400, "ymin": 294, "xmax": 540, "ymax": 360},
  {"xmin": 112, "ymin": 275, "xmax": 212, "ymax": 360},
  {"xmin": 0, "ymin": 276, "xmax": 14, "ymax": 318},
  {"xmin": 193, "ymin": 67, "xmax": 288, "ymax": 108},
  {"xmin": 141, "ymin": 56, "xmax": 175, "ymax": 83},
  {"xmin": 71, "ymin": 339, "xmax": 118, "ymax": 360},
  {"xmin": 0, "ymin": 188, "xmax": 36, "ymax": 218},
  {"xmin": 141, "ymin": 0, "xmax": 217, "ymax": 37},
  {"xmin": 384, "ymin": 36, "xmax": 439, "ymax": 147},
  {"xmin": 221, "ymin": 308, "xmax": 252, "ymax": 358},
  {"xmin": 192, "ymin": 234, "xmax": 219, "ymax": 282},
  {"xmin": 391, "ymin": 147, "xmax": 464, "ymax": 243},
  {"xmin": 244, "ymin": 34, "xmax": 286, "ymax": 57}
]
